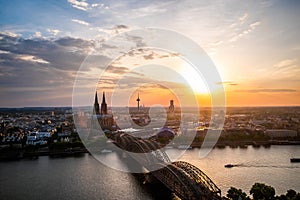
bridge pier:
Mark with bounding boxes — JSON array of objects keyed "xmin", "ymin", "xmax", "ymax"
[{"xmin": 132, "ymin": 172, "xmax": 179, "ymax": 200}]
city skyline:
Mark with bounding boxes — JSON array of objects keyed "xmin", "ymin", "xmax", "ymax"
[{"xmin": 0, "ymin": 0, "xmax": 300, "ymax": 107}]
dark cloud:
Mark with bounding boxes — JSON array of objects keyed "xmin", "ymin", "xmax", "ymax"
[
  {"xmin": 98, "ymin": 77, "xmax": 118, "ymax": 85},
  {"xmin": 143, "ymin": 53, "xmax": 155, "ymax": 60},
  {"xmin": 106, "ymin": 65, "xmax": 129, "ymax": 74},
  {"xmin": 55, "ymin": 37, "xmax": 94, "ymax": 48},
  {"xmin": 142, "ymin": 51, "xmax": 180, "ymax": 60},
  {"xmin": 124, "ymin": 48, "xmax": 180, "ymax": 60},
  {"xmin": 0, "ymin": 33, "xmax": 97, "ymax": 72},
  {"xmin": 115, "ymin": 24, "xmax": 129, "ymax": 29},
  {"xmin": 125, "ymin": 33, "xmax": 146, "ymax": 47},
  {"xmin": 101, "ymin": 43, "xmax": 118, "ymax": 49},
  {"xmin": 105, "ymin": 61, "xmax": 145, "ymax": 77},
  {"xmin": 0, "ymin": 31, "xmax": 184, "ymax": 107},
  {"xmin": 113, "ymin": 25, "xmax": 129, "ymax": 34},
  {"xmin": 0, "ymin": 33, "xmax": 113, "ymax": 106}
]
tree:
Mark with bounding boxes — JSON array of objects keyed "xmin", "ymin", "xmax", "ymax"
[
  {"xmin": 286, "ymin": 190, "xmax": 297, "ymax": 199},
  {"xmin": 250, "ymin": 183, "xmax": 275, "ymax": 200},
  {"xmin": 292, "ymin": 193, "xmax": 300, "ymax": 200},
  {"xmin": 274, "ymin": 190, "xmax": 300, "ymax": 200},
  {"xmin": 227, "ymin": 187, "xmax": 250, "ymax": 200},
  {"xmin": 275, "ymin": 194, "xmax": 287, "ymax": 200}
]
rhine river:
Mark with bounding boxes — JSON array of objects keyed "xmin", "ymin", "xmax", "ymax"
[{"xmin": 1, "ymin": 145, "xmax": 299, "ymax": 199}]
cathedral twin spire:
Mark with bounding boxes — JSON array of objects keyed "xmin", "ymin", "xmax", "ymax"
[
  {"xmin": 100, "ymin": 91, "xmax": 108, "ymax": 115},
  {"xmin": 94, "ymin": 91, "xmax": 107, "ymax": 115},
  {"xmin": 95, "ymin": 91, "xmax": 141, "ymax": 114}
]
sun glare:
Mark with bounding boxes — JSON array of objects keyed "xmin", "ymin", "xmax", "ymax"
[{"xmin": 179, "ymin": 62, "xmax": 209, "ymax": 95}]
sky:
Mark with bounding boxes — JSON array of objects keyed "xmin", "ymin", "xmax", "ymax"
[{"xmin": 0, "ymin": 0, "xmax": 300, "ymax": 107}]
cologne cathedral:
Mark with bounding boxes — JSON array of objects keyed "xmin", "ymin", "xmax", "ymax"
[{"xmin": 93, "ymin": 91, "xmax": 116, "ymax": 131}]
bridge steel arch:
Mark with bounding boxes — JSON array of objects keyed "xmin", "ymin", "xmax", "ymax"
[
  {"xmin": 152, "ymin": 163, "xmax": 197, "ymax": 200},
  {"xmin": 173, "ymin": 161, "xmax": 221, "ymax": 199},
  {"xmin": 111, "ymin": 132, "xmax": 221, "ymax": 200}
]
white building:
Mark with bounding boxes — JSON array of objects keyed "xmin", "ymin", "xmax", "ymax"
[{"xmin": 26, "ymin": 131, "xmax": 51, "ymax": 145}]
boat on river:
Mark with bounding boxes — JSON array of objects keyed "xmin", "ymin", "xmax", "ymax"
[
  {"xmin": 224, "ymin": 164, "xmax": 235, "ymax": 168},
  {"xmin": 290, "ymin": 158, "xmax": 300, "ymax": 163}
]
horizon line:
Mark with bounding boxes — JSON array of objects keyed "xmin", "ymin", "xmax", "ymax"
[{"xmin": 1, "ymin": 105, "xmax": 300, "ymax": 109}]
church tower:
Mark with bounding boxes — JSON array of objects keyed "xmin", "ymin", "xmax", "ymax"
[
  {"xmin": 169, "ymin": 100, "xmax": 174, "ymax": 113},
  {"xmin": 101, "ymin": 91, "xmax": 108, "ymax": 115},
  {"xmin": 94, "ymin": 91, "xmax": 100, "ymax": 115}
]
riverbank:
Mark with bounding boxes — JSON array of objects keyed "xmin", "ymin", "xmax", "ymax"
[
  {"xmin": 190, "ymin": 139, "xmax": 300, "ymax": 149},
  {"xmin": 2, "ymin": 139, "xmax": 300, "ymax": 161},
  {"xmin": 0, "ymin": 147, "xmax": 88, "ymax": 161}
]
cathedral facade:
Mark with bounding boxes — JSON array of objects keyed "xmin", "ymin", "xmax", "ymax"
[{"xmin": 94, "ymin": 91, "xmax": 115, "ymax": 131}]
